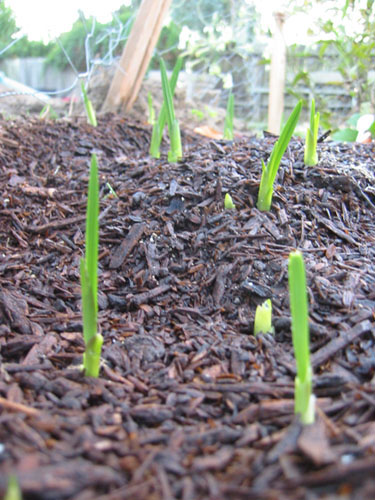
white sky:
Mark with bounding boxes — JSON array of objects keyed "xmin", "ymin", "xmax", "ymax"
[
  {"xmin": 6, "ymin": 0, "xmax": 311, "ymax": 43},
  {"xmin": 5, "ymin": 0, "xmax": 128, "ymax": 41},
  {"xmin": 4, "ymin": 0, "xmax": 360, "ymax": 46}
]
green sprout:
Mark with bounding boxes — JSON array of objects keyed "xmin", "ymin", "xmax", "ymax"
[
  {"xmin": 257, "ymin": 100, "xmax": 302, "ymax": 212},
  {"xmin": 4, "ymin": 475, "xmax": 22, "ymax": 500},
  {"xmin": 80, "ymin": 154, "xmax": 103, "ymax": 377},
  {"xmin": 253, "ymin": 298, "xmax": 274, "ymax": 335},
  {"xmin": 147, "ymin": 92, "xmax": 155, "ymax": 125},
  {"xmin": 39, "ymin": 104, "xmax": 58, "ymax": 120},
  {"xmin": 104, "ymin": 182, "xmax": 118, "ymax": 199},
  {"xmin": 304, "ymin": 98, "xmax": 320, "ymax": 166},
  {"xmin": 81, "ymin": 81, "xmax": 97, "ymax": 127},
  {"xmin": 191, "ymin": 108, "xmax": 205, "ymax": 121},
  {"xmin": 160, "ymin": 58, "xmax": 183, "ymax": 162},
  {"xmin": 224, "ymin": 193, "xmax": 236, "ymax": 209},
  {"xmin": 150, "ymin": 57, "xmax": 183, "ymax": 160},
  {"xmin": 223, "ymin": 91, "xmax": 234, "ymax": 140},
  {"xmin": 288, "ymin": 250, "xmax": 315, "ymax": 425}
]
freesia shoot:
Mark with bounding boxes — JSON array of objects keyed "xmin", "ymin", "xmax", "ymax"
[
  {"xmin": 253, "ymin": 298, "xmax": 274, "ymax": 335},
  {"xmin": 304, "ymin": 98, "xmax": 320, "ymax": 166},
  {"xmin": 257, "ymin": 100, "xmax": 302, "ymax": 211},
  {"xmin": 81, "ymin": 81, "xmax": 97, "ymax": 127},
  {"xmin": 288, "ymin": 250, "xmax": 315, "ymax": 425},
  {"xmin": 80, "ymin": 153, "xmax": 103, "ymax": 377},
  {"xmin": 223, "ymin": 91, "xmax": 234, "ymax": 140}
]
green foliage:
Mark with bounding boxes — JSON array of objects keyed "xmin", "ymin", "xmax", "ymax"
[
  {"xmin": 0, "ymin": 3, "xmax": 18, "ymax": 51},
  {"xmin": 331, "ymin": 128, "xmax": 358, "ymax": 142},
  {"xmin": 253, "ymin": 299, "xmax": 274, "ymax": 336},
  {"xmin": 0, "ymin": 3, "xmax": 51, "ymax": 60},
  {"xmin": 6, "ymin": 38, "xmax": 53, "ymax": 58},
  {"xmin": 45, "ymin": 7, "xmax": 133, "ymax": 71},
  {"xmin": 304, "ymin": 99, "xmax": 320, "ymax": 166},
  {"xmin": 287, "ymin": 1, "xmax": 375, "ymax": 125},
  {"xmin": 223, "ymin": 91, "xmax": 234, "ymax": 140},
  {"xmin": 152, "ymin": 20, "xmax": 182, "ymax": 70},
  {"xmin": 176, "ymin": 1, "xmax": 259, "ymax": 90},
  {"xmin": 257, "ymin": 101, "xmax": 302, "ymax": 212},
  {"xmin": 80, "ymin": 154, "xmax": 103, "ymax": 378},
  {"xmin": 44, "ymin": 5, "xmax": 181, "ymax": 73},
  {"xmin": 288, "ymin": 251, "xmax": 315, "ymax": 425}
]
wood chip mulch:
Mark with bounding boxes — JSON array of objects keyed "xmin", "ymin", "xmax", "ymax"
[{"xmin": 0, "ymin": 113, "xmax": 374, "ymax": 499}]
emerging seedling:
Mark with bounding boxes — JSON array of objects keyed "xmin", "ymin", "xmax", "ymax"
[
  {"xmin": 81, "ymin": 81, "xmax": 97, "ymax": 127},
  {"xmin": 257, "ymin": 100, "xmax": 302, "ymax": 211},
  {"xmin": 223, "ymin": 91, "xmax": 234, "ymax": 140},
  {"xmin": 147, "ymin": 92, "xmax": 155, "ymax": 126},
  {"xmin": 288, "ymin": 250, "xmax": 315, "ymax": 425},
  {"xmin": 39, "ymin": 104, "xmax": 58, "ymax": 120},
  {"xmin": 4, "ymin": 475, "xmax": 22, "ymax": 500},
  {"xmin": 304, "ymin": 98, "xmax": 320, "ymax": 166},
  {"xmin": 160, "ymin": 58, "xmax": 182, "ymax": 163},
  {"xmin": 150, "ymin": 57, "xmax": 183, "ymax": 160},
  {"xmin": 253, "ymin": 298, "xmax": 274, "ymax": 335},
  {"xmin": 224, "ymin": 193, "xmax": 236, "ymax": 209},
  {"xmin": 80, "ymin": 154, "xmax": 103, "ymax": 377}
]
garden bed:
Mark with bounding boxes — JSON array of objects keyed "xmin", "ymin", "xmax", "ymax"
[{"xmin": 0, "ymin": 113, "xmax": 374, "ymax": 499}]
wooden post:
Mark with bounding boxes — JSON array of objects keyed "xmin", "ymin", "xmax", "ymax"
[
  {"xmin": 268, "ymin": 12, "xmax": 286, "ymax": 134},
  {"xmin": 102, "ymin": 0, "xmax": 172, "ymax": 112}
]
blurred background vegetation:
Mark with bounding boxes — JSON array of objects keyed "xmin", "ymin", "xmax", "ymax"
[{"xmin": 0, "ymin": 0, "xmax": 374, "ymax": 131}]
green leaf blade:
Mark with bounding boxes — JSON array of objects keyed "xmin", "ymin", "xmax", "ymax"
[
  {"xmin": 288, "ymin": 250, "xmax": 314, "ymax": 424},
  {"xmin": 81, "ymin": 81, "xmax": 97, "ymax": 127},
  {"xmin": 80, "ymin": 260, "xmax": 97, "ymax": 345},
  {"xmin": 288, "ymin": 251, "xmax": 310, "ymax": 382},
  {"xmin": 85, "ymin": 154, "xmax": 99, "ymax": 311},
  {"xmin": 304, "ymin": 99, "xmax": 319, "ymax": 166},
  {"xmin": 257, "ymin": 101, "xmax": 302, "ymax": 211},
  {"xmin": 223, "ymin": 92, "xmax": 234, "ymax": 140}
]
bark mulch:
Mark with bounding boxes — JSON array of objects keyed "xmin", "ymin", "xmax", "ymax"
[{"xmin": 0, "ymin": 113, "xmax": 374, "ymax": 499}]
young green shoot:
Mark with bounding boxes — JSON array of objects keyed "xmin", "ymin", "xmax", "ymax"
[
  {"xmin": 288, "ymin": 250, "xmax": 315, "ymax": 425},
  {"xmin": 253, "ymin": 298, "xmax": 274, "ymax": 335},
  {"xmin": 159, "ymin": 58, "xmax": 183, "ymax": 162},
  {"xmin": 223, "ymin": 91, "xmax": 234, "ymax": 140},
  {"xmin": 150, "ymin": 57, "xmax": 183, "ymax": 159},
  {"xmin": 39, "ymin": 103, "xmax": 58, "ymax": 120},
  {"xmin": 104, "ymin": 182, "xmax": 118, "ymax": 199},
  {"xmin": 224, "ymin": 192, "xmax": 236, "ymax": 209},
  {"xmin": 80, "ymin": 154, "xmax": 103, "ymax": 377},
  {"xmin": 4, "ymin": 475, "xmax": 22, "ymax": 500},
  {"xmin": 147, "ymin": 92, "xmax": 155, "ymax": 126},
  {"xmin": 257, "ymin": 100, "xmax": 302, "ymax": 212},
  {"xmin": 304, "ymin": 98, "xmax": 320, "ymax": 166},
  {"xmin": 81, "ymin": 81, "xmax": 97, "ymax": 127}
]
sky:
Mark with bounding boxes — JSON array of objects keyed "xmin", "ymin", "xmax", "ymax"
[
  {"xmin": 5, "ymin": 0, "xmax": 312, "ymax": 43},
  {"xmin": 3, "ymin": 0, "xmax": 361, "ymax": 46},
  {"xmin": 5, "ymin": 0, "xmax": 129, "ymax": 41}
]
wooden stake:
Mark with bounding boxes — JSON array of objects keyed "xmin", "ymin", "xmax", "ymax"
[
  {"xmin": 102, "ymin": 0, "xmax": 172, "ymax": 112},
  {"xmin": 268, "ymin": 12, "xmax": 286, "ymax": 135}
]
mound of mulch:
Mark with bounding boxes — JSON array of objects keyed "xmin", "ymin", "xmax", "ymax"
[{"xmin": 0, "ymin": 113, "xmax": 374, "ymax": 499}]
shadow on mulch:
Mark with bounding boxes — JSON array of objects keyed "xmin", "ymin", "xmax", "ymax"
[{"xmin": 0, "ymin": 113, "xmax": 374, "ymax": 500}]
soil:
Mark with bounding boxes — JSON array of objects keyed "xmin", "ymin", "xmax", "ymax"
[{"xmin": 0, "ymin": 112, "xmax": 374, "ymax": 500}]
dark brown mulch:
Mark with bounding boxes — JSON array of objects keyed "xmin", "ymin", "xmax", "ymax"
[{"xmin": 0, "ymin": 113, "xmax": 374, "ymax": 500}]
